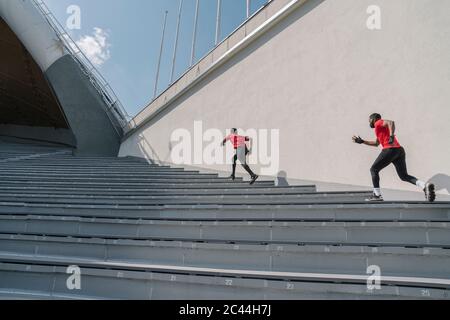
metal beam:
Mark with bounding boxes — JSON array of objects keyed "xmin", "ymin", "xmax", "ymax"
[
  {"xmin": 215, "ymin": 0, "xmax": 222, "ymax": 45},
  {"xmin": 190, "ymin": 0, "xmax": 200, "ymax": 66},
  {"xmin": 170, "ymin": 0, "xmax": 184, "ymax": 84},
  {"xmin": 153, "ymin": 11, "xmax": 169, "ymax": 99}
]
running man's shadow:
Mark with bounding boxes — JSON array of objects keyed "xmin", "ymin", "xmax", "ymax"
[
  {"xmin": 429, "ymin": 174, "xmax": 450, "ymax": 194},
  {"xmin": 277, "ymin": 171, "xmax": 290, "ymax": 186}
]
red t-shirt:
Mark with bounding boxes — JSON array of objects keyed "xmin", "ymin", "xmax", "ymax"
[
  {"xmin": 225, "ymin": 134, "xmax": 249, "ymax": 149},
  {"xmin": 374, "ymin": 120, "xmax": 401, "ymax": 149}
]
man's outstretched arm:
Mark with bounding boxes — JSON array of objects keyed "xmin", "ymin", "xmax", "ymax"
[{"xmin": 353, "ymin": 136, "xmax": 380, "ymax": 147}]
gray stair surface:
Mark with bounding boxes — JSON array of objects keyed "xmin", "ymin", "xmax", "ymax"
[{"xmin": 0, "ymin": 140, "xmax": 449, "ymax": 300}]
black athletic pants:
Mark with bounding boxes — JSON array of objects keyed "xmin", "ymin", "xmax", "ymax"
[
  {"xmin": 370, "ymin": 147, "xmax": 418, "ymax": 189},
  {"xmin": 232, "ymin": 147, "xmax": 255, "ymax": 177}
]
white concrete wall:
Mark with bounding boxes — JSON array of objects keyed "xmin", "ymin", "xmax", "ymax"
[
  {"xmin": 120, "ymin": 0, "xmax": 450, "ymax": 196},
  {"xmin": 0, "ymin": 0, "xmax": 67, "ymax": 71}
]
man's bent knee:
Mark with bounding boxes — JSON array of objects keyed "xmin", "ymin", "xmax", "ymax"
[{"xmin": 370, "ymin": 167, "xmax": 379, "ymax": 176}]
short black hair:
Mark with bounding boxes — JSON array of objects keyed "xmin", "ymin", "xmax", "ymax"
[
  {"xmin": 231, "ymin": 128, "xmax": 238, "ymax": 133},
  {"xmin": 370, "ymin": 113, "xmax": 382, "ymax": 121}
]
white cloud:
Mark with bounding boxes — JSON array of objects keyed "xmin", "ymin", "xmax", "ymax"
[{"xmin": 76, "ymin": 27, "xmax": 111, "ymax": 66}]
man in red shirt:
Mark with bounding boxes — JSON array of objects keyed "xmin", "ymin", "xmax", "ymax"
[
  {"xmin": 353, "ymin": 113, "xmax": 435, "ymax": 202},
  {"xmin": 222, "ymin": 128, "xmax": 259, "ymax": 185}
]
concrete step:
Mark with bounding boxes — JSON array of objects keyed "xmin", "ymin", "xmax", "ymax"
[
  {"xmin": 0, "ymin": 177, "xmax": 261, "ymax": 185},
  {"xmin": 0, "ymin": 152, "xmax": 64, "ymax": 157},
  {"xmin": 1, "ymin": 215, "xmax": 448, "ymax": 248},
  {"xmin": 0, "ymin": 153, "xmax": 72, "ymax": 157},
  {"xmin": 0, "ymin": 191, "xmax": 373, "ymax": 205},
  {"xmin": 0, "ymin": 162, "xmax": 165, "ymax": 167},
  {"xmin": 0, "ymin": 185, "xmax": 317, "ymax": 195},
  {"xmin": 0, "ymin": 172, "xmax": 233, "ymax": 180},
  {"xmin": 0, "ymin": 235, "xmax": 449, "ymax": 280},
  {"xmin": 0, "ymin": 161, "xmax": 167, "ymax": 166},
  {"xmin": 0, "ymin": 259, "xmax": 447, "ymax": 299},
  {"xmin": 0, "ymin": 151, "xmax": 72, "ymax": 158},
  {"xmin": 0, "ymin": 149, "xmax": 70, "ymax": 153},
  {"xmin": 0, "ymin": 151, "xmax": 71, "ymax": 155},
  {"xmin": 9, "ymin": 167, "xmax": 143, "ymax": 172},
  {"xmin": 8, "ymin": 156, "xmax": 141, "ymax": 161},
  {"xmin": 0, "ymin": 180, "xmax": 275, "ymax": 188},
  {"xmin": 3, "ymin": 155, "xmax": 144, "ymax": 159},
  {"xmin": 19, "ymin": 157, "xmax": 146, "ymax": 161},
  {"xmin": 0, "ymin": 202, "xmax": 448, "ymax": 221},
  {"xmin": 0, "ymin": 148, "xmax": 72, "ymax": 153},
  {"xmin": 0, "ymin": 168, "xmax": 205, "ymax": 174},
  {"xmin": 0, "ymin": 290, "xmax": 78, "ymax": 300},
  {"xmin": 2, "ymin": 169, "xmax": 208, "ymax": 175},
  {"xmin": 0, "ymin": 166, "xmax": 202, "ymax": 171},
  {"xmin": 4, "ymin": 156, "xmax": 142, "ymax": 160},
  {"xmin": 0, "ymin": 147, "xmax": 70, "ymax": 153}
]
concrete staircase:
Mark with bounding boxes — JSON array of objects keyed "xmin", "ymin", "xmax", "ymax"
[{"xmin": 0, "ymin": 141, "xmax": 449, "ymax": 300}]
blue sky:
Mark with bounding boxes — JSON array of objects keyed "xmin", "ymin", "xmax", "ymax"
[{"xmin": 43, "ymin": 0, "xmax": 269, "ymax": 117}]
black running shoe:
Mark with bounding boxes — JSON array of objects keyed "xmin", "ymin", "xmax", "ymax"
[
  {"xmin": 250, "ymin": 175, "xmax": 259, "ymax": 185},
  {"xmin": 229, "ymin": 175, "xmax": 236, "ymax": 181},
  {"xmin": 424, "ymin": 183, "xmax": 436, "ymax": 203},
  {"xmin": 366, "ymin": 194, "xmax": 384, "ymax": 202}
]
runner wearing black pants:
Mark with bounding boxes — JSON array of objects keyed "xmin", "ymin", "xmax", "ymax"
[
  {"xmin": 353, "ymin": 113, "xmax": 436, "ymax": 202},
  {"xmin": 222, "ymin": 128, "xmax": 259, "ymax": 185}
]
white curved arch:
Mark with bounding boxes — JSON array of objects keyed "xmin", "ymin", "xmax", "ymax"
[{"xmin": 0, "ymin": 0, "xmax": 67, "ymax": 71}]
